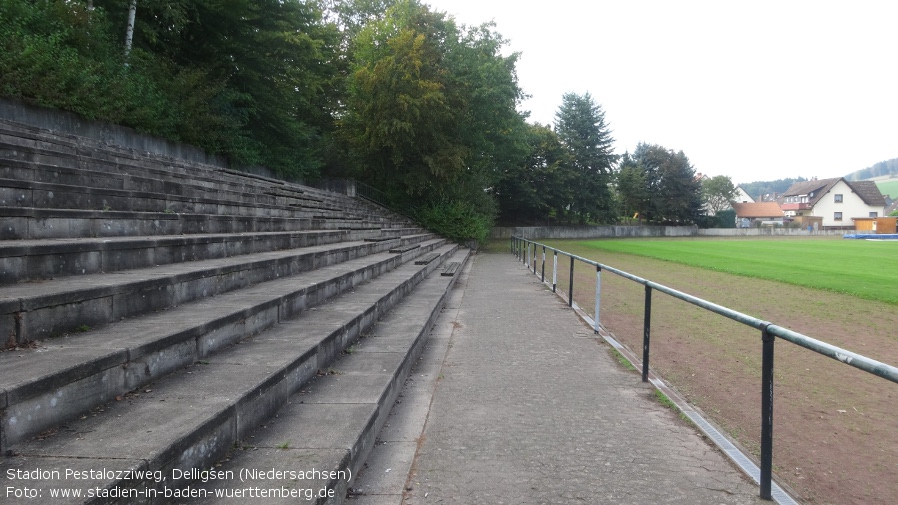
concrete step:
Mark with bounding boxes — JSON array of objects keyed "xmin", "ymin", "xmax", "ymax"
[
  {"xmin": 0, "ymin": 177, "xmax": 352, "ymax": 217},
  {"xmin": 0, "ymin": 172, "xmax": 399, "ymax": 228},
  {"xmin": 193, "ymin": 248, "xmax": 470, "ymax": 504},
  {"xmin": 0, "ymin": 229, "xmax": 427, "ymax": 285},
  {"xmin": 0, "ymin": 206, "xmax": 393, "ymax": 240},
  {"xmin": 1, "ymin": 135, "xmax": 361, "ymax": 218},
  {"xmin": 0, "ymin": 245, "xmax": 468, "ymax": 503},
  {"xmin": 0, "ymin": 235, "xmax": 442, "ymax": 344},
  {"xmin": 0, "ymin": 239, "xmax": 449, "ymax": 452},
  {"xmin": 2, "ymin": 121, "xmax": 411, "ymax": 226},
  {"xmin": 0, "ymin": 134, "xmax": 397, "ymax": 224}
]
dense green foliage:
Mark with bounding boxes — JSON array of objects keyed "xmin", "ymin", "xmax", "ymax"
[
  {"xmin": 336, "ymin": 0, "xmax": 527, "ymax": 240},
  {"xmin": 701, "ymin": 175, "xmax": 737, "ymax": 214},
  {"xmin": 581, "ymin": 238, "xmax": 898, "ymax": 304},
  {"xmin": 494, "ymin": 123, "xmax": 574, "ymax": 225},
  {"xmin": 2, "ymin": 0, "xmax": 716, "ymax": 241},
  {"xmin": 617, "ymin": 143, "xmax": 703, "ymax": 224},
  {"xmin": 552, "ymin": 92, "xmax": 617, "ymax": 224},
  {"xmin": 1, "ymin": 0, "xmax": 339, "ymax": 177}
]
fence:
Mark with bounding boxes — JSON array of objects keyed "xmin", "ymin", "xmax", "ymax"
[{"xmin": 510, "ymin": 236, "xmax": 898, "ymax": 501}]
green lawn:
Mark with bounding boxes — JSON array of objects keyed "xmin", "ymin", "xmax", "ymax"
[{"xmin": 578, "ymin": 237, "xmax": 898, "ymax": 304}]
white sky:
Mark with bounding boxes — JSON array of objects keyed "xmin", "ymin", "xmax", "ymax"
[{"xmin": 423, "ymin": 0, "xmax": 898, "ymax": 185}]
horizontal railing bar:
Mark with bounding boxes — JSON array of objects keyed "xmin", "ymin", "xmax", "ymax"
[
  {"xmin": 766, "ymin": 324, "xmax": 898, "ymax": 384},
  {"xmin": 513, "ymin": 236, "xmax": 898, "ymax": 386}
]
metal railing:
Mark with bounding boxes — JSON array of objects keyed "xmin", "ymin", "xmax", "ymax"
[{"xmin": 511, "ymin": 236, "xmax": 898, "ymax": 501}]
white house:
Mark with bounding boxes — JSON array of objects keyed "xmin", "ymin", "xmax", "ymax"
[
  {"xmin": 780, "ymin": 178, "xmax": 887, "ymax": 228},
  {"xmin": 733, "ymin": 186, "xmax": 755, "ymax": 204}
]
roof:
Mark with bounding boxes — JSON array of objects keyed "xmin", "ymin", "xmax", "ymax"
[
  {"xmin": 731, "ymin": 202, "xmax": 784, "ymax": 218},
  {"xmin": 845, "ymin": 180, "xmax": 887, "ymax": 207},
  {"xmin": 781, "ymin": 177, "xmax": 886, "ymax": 208},
  {"xmin": 781, "ymin": 178, "xmax": 841, "ymax": 206}
]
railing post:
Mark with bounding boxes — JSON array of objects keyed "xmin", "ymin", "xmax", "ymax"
[
  {"xmin": 541, "ymin": 246, "xmax": 546, "ymax": 283},
  {"xmin": 594, "ymin": 265, "xmax": 601, "ymax": 334},
  {"xmin": 642, "ymin": 285, "xmax": 652, "ymax": 382},
  {"xmin": 568, "ymin": 255, "xmax": 574, "ymax": 308},
  {"xmin": 532, "ymin": 243, "xmax": 537, "ymax": 273},
  {"xmin": 552, "ymin": 251, "xmax": 558, "ymax": 293},
  {"xmin": 760, "ymin": 325, "xmax": 775, "ymax": 500},
  {"xmin": 529, "ymin": 242, "xmax": 533, "ymax": 272}
]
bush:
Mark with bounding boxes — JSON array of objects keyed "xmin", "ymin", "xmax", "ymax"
[{"xmin": 417, "ymin": 199, "xmax": 494, "ymax": 246}]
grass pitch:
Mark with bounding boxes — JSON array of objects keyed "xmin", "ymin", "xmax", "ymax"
[{"xmin": 579, "ymin": 237, "xmax": 898, "ymax": 305}]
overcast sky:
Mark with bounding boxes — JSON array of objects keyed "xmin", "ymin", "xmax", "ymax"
[{"xmin": 423, "ymin": 0, "xmax": 898, "ymax": 185}]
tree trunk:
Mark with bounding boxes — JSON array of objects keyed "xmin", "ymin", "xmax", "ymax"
[{"xmin": 124, "ymin": 0, "xmax": 137, "ymax": 61}]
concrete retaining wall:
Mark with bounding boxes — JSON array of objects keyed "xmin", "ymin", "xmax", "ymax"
[
  {"xmin": 698, "ymin": 228, "xmax": 850, "ymax": 237},
  {"xmin": 491, "ymin": 225, "xmax": 698, "ymax": 240},
  {"xmin": 492, "ymin": 225, "xmax": 851, "ymax": 240}
]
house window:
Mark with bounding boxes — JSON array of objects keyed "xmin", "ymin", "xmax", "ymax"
[
  {"xmin": 870, "ymin": 212, "xmax": 878, "ymax": 218},
  {"xmin": 834, "ymin": 194, "xmax": 843, "ymax": 203},
  {"xmin": 834, "ymin": 212, "xmax": 843, "ymax": 221}
]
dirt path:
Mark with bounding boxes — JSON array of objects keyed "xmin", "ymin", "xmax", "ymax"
[{"xmin": 540, "ymin": 240, "xmax": 898, "ymax": 505}]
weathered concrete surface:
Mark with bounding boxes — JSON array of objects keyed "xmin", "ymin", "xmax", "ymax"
[
  {"xmin": 491, "ymin": 225, "xmax": 698, "ymax": 240},
  {"xmin": 1, "ymin": 98, "xmax": 229, "ymax": 168},
  {"xmin": 375, "ymin": 252, "xmax": 764, "ymax": 504},
  {"xmin": 491, "ymin": 225, "xmax": 851, "ymax": 240}
]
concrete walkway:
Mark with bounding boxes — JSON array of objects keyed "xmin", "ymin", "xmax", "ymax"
[{"xmin": 352, "ymin": 251, "xmax": 765, "ymax": 504}]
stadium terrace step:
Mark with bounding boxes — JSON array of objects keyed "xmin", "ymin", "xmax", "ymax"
[
  {"xmin": 0, "ymin": 229, "xmax": 428, "ymax": 285},
  {"xmin": 0, "ymin": 207, "xmax": 392, "ymax": 240},
  {"xmin": 1, "ymin": 246, "xmax": 469, "ymax": 503},
  {"xmin": 0, "ymin": 174, "xmax": 398, "ymax": 226},
  {"xmin": 2, "ymin": 125, "xmax": 406, "ymax": 225},
  {"xmin": 194, "ymin": 248, "xmax": 469, "ymax": 504},
  {"xmin": 414, "ymin": 252, "xmax": 440, "ymax": 265},
  {"xmin": 0, "ymin": 235, "xmax": 443, "ymax": 344},
  {"xmin": 0, "ymin": 239, "xmax": 452, "ymax": 453},
  {"xmin": 0, "ymin": 116, "xmax": 452, "ymax": 505},
  {"xmin": 441, "ymin": 261, "xmax": 461, "ymax": 276},
  {"xmin": 388, "ymin": 244, "xmax": 420, "ymax": 254}
]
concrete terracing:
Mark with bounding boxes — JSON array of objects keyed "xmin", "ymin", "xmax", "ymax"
[
  {"xmin": 0, "ymin": 116, "xmax": 774, "ymax": 505},
  {"xmin": 0, "ymin": 118, "xmax": 469, "ymax": 503}
]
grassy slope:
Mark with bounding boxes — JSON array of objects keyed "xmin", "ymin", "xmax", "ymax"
[
  {"xmin": 580, "ymin": 237, "xmax": 898, "ymax": 304},
  {"xmin": 876, "ymin": 179, "xmax": 898, "ymax": 199}
]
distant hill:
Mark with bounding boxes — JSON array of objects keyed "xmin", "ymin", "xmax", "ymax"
[
  {"xmin": 845, "ymin": 158, "xmax": 898, "ymax": 181},
  {"xmin": 738, "ymin": 177, "xmax": 808, "ymax": 201},
  {"xmin": 876, "ymin": 179, "xmax": 898, "ymax": 199}
]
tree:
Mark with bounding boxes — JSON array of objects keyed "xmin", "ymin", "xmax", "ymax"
[
  {"xmin": 615, "ymin": 157, "xmax": 649, "ymax": 220},
  {"xmin": 93, "ymin": 0, "xmax": 341, "ymax": 177},
  {"xmin": 619, "ymin": 143, "xmax": 703, "ymax": 224},
  {"xmin": 495, "ymin": 123, "xmax": 575, "ymax": 225},
  {"xmin": 341, "ymin": 3, "xmax": 466, "ymax": 195},
  {"xmin": 338, "ymin": 0, "xmax": 528, "ymax": 241},
  {"xmin": 553, "ymin": 92, "xmax": 617, "ymax": 223},
  {"xmin": 702, "ymin": 175, "xmax": 737, "ymax": 214}
]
